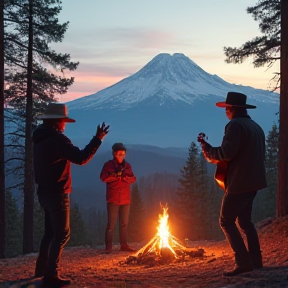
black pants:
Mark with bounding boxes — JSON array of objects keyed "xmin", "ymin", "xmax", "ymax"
[
  {"xmin": 219, "ymin": 191, "xmax": 261, "ymax": 266},
  {"xmin": 105, "ymin": 203, "xmax": 130, "ymax": 248},
  {"xmin": 36, "ymin": 193, "xmax": 70, "ymax": 276}
]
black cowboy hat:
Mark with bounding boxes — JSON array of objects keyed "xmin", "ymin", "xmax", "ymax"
[{"xmin": 216, "ymin": 92, "xmax": 256, "ymax": 109}]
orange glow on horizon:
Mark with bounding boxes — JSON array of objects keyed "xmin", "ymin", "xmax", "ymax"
[{"xmin": 57, "ymin": 75, "xmax": 125, "ymax": 102}]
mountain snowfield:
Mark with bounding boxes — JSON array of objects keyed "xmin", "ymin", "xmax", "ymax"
[{"xmin": 66, "ymin": 53, "xmax": 279, "ymax": 147}]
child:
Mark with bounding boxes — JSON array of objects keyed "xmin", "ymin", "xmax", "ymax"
[{"xmin": 100, "ymin": 143, "xmax": 136, "ymax": 253}]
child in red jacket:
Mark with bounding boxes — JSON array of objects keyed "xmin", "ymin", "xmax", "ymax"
[{"xmin": 100, "ymin": 143, "xmax": 136, "ymax": 253}]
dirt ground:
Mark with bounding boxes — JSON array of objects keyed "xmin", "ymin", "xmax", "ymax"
[{"xmin": 1, "ymin": 216, "xmax": 288, "ymax": 288}]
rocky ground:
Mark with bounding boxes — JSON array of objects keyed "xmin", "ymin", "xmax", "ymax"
[{"xmin": 1, "ymin": 216, "xmax": 288, "ymax": 288}]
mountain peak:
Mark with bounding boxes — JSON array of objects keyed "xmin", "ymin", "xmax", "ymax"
[
  {"xmin": 136, "ymin": 52, "xmax": 202, "ymax": 81},
  {"xmin": 67, "ymin": 53, "xmax": 278, "ymax": 111}
]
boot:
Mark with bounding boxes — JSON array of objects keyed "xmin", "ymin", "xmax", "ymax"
[
  {"xmin": 223, "ymin": 263, "xmax": 254, "ymax": 277},
  {"xmin": 253, "ymin": 260, "xmax": 263, "ymax": 269},
  {"xmin": 120, "ymin": 243, "xmax": 136, "ymax": 252},
  {"xmin": 250, "ymin": 251, "xmax": 263, "ymax": 269},
  {"xmin": 43, "ymin": 274, "xmax": 71, "ymax": 287},
  {"xmin": 223, "ymin": 251, "xmax": 254, "ymax": 277}
]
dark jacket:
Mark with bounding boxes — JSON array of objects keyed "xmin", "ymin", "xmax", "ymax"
[
  {"xmin": 100, "ymin": 159, "xmax": 136, "ymax": 205},
  {"xmin": 33, "ymin": 124, "xmax": 102, "ymax": 194},
  {"xmin": 207, "ymin": 117, "xmax": 267, "ymax": 194}
]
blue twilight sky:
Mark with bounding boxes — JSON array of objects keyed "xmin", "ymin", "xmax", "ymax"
[{"xmin": 52, "ymin": 0, "xmax": 279, "ymax": 102}]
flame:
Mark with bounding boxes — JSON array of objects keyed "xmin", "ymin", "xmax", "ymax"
[
  {"xmin": 158, "ymin": 207, "xmax": 170, "ymax": 249},
  {"xmin": 136, "ymin": 205, "xmax": 186, "ymax": 259}
]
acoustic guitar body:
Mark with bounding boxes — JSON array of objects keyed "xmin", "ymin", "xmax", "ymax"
[
  {"xmin": 198, "ymin": 132, "xmax": 228, "ymax": 191},
  {"xmin": 215, "ymin": 162, "xmax": 228, "ymax": 190}
]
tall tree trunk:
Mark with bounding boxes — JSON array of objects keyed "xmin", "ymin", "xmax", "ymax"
[
  {"xmin": 277, "ymin": 0, "xmax": 288, "ymax": 217},
  {"xmin": 23, "ymin": 0, "xmax": 34, "ymax": 254},
  {"xmin": 0, "ymin": 0, "xmax": 6, "ymax": 259}
]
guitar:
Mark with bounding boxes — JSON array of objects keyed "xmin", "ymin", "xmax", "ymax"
[{"xmin": 197, "ymin": 133, "xmax": 228, "ymax": 190}]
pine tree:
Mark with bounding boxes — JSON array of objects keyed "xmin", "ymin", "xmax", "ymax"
[
  {"xmin": 224, "ymin": 0, "xmax": 280, "ymax": 89},
  {"xmin": 85, "ymin": 209, "xmax": 107, "ymax": 247},
  {"xmin": 0, "ymin": 0, "xmax": 5, "ymax": 259},
  {"xmin": 277, "ymin": 0, "xmax": 288, "ymax": 217},
  {"xmin": 128, "ymin": 183, "xmax": 145, "ymax": 242},
  {"xmin": 196, "ymin": 153, "xmax": 211, "ymax": 239},
  {"xmin": 176, "ymin": 142, "xmax": 202, "ymax": 240},
  {"xmin": 223, "ymin": 0, "xmax": 288, "ymax": 217},
  {"xmin": 5, "ymin": 190, "xmax": 22, "ymax": 258},
  {"xmin": 33, "ymin": 197, "xmax": 44, "ymax": 251},
  {"xmin": 4, "ymin": 0, "xmax": 78, "ymax": 253},
  {"xmin": 265, "ymin": 124, "xmax": 279, "ymax": 204},
  {"xmin": 68, "ymin": 203, "xmax": 88, "ymax": 247},
  {"xmin": 4, "ymin": 109, "xmax": 25, "ymax": 191},
  {"xmin": 251, "ymin": 123, "xmax": 278, "ymax": 222},
  {"xmin": 265, "ymin": 123, "xmax": 278, "ymax": 217},
  {"xmin": 207, "ymin": 181, "xmax": 224, "ymax": 240}
]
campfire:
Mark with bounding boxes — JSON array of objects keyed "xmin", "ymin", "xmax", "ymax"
[
  {"xmin": 136, "ymin": 206, "xmax": 186, "ymax": 259},
  {"xmin": 121, "ymin": 205, "xmax": 205, "ymax": 266}
]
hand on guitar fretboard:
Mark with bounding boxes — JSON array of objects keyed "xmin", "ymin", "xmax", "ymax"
[
  {"xmin": 197, "ymin": 132, "xmax": 208, "ymax": 145},
  {"xmin": 197, "ymin": 132, "xmax": 212, "ymax": 161},
  {"xmin": 197, "ymin": 133, "xmax": 217, "ymax": 164}
]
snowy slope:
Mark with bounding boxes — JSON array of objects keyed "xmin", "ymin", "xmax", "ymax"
[
  {"xmin": 65, "ymin": 53, "xmax": 279, "ymax": 147},
  {"xmin": 67, "ymin": 53, "xmax": 278, "ymax": 111}
]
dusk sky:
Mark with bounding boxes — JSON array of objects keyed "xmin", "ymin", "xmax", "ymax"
[{"xmin": 53, "ymin": 0, "xmax": 278, "ymax": 102}]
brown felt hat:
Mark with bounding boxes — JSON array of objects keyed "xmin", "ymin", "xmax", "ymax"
[
  {"xmin": 35, "ymin": 103, "xmax": 75, "ymax": 123},
  {"xmin": 216, "ymin": 92, "xmax": 256, "ymax": 109}
]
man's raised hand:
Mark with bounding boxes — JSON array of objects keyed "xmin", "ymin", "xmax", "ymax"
[{"xmin": 96, "ymin": 122, "xmax": 110, "ymax": 140}]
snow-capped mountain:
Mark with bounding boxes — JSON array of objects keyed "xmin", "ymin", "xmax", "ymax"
[{"xmin": 66, "ymin": 53, "xmax": 279, "ymax": 147}]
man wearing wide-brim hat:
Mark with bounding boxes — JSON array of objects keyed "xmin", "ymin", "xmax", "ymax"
[
  {"xmin": 200, "ymin": 92, "xmax": 267, "ymax": 276},
  {"xmin": 33, "ymin": 102, "xmax": 109, "ymax": 286}
]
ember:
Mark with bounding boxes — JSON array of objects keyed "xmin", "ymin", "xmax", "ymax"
[{"xmin": 120, "ymin": 205, "xmax": 206, "ymax": 266}]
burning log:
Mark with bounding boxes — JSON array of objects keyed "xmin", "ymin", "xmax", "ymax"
[
  {"xmin": 186, "ymin": 248, "xmax": 205, "ymax": 258},
  {"xmin": 120, "ymin": 206, "xmax": 206, "ymax": 266},
  {"xmin": 160, "ymin": 247, "xmax": 175, "ymax": 262}
]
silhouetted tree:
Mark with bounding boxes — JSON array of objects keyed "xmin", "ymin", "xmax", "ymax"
[
  {"xmin": 68, "ymin": 204, "xmax": 88, "ymax": 247},
  {"xmin": 4, "ymin": 0, "xmax": 78, "ymax": 253},
  {"xmin": 223, "ymin": 0, "xmax": 288, "ymax": 217},
  {"xmin": 0, "ymin": 0, "xmax": 5, "ymax": 259},
  {"xmin": 128, "ymin": 183, "xmax": 145, "ymax": 242},
  {"xmin": 33, "ymin": 197, "xmax": 44, "ymax": 251},
  {"xmin": 277, "ymin": 0, "xmax": 288, "ymax": 217},
  {"xmin": 176, "ymin": 142, "xmax": 203, "ymax": 240},
  {"xmin": 265, "ymin": 123, "xmax": 278, "ymax": 216},
  {"xmin": 5, "ymin": 190, "xmax": 22, "ymax": 258},
  {"xmin": 224, "ymin": 0, "xmax": 280, "ymax": 90}
]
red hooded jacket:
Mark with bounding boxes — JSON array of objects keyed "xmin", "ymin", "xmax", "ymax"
[{"xmin": 100, "ymin": 159, "xmax": 136, "ymax": 205}]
